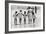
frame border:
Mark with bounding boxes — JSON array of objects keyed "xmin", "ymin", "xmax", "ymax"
[{"xmin": 5, "ymin": 1, "xmax": 45, "ymax": 33}]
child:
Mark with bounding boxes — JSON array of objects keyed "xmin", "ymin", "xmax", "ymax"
[{"xmin": 13, "ymin": 11, "xmax": 17, "ymax": 25}]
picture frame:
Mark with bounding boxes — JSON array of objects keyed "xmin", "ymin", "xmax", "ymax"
[{"xmin": 5, "ymin": 1, "xmax": 45, "ymax": 33}]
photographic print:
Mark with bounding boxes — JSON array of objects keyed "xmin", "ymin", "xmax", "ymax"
[{"xmin": 5, "ymin": 1, "xmax": 45, "ymax": 33}]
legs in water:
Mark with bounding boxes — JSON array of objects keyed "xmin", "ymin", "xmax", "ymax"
[
  {"xmin": 28, "ymin": 18, "xmax": 32, "ymax": 24},
  {"xmin": 19, "ymin": 18, "xmax": 22, "ymax": 24},
  {"xmin": 14, "ymin": 18, "xmax": 17, "ymax": 25},
  {"xmin": 33, "ymin": 18, "xmax": 35, "ymax": 24},
  {"xmin": 33, "ymin": 18, "xmax": 36, "ymax": 27},
  {"xmin": 24, "ymin": 17, "xmax": 26, "ymax": 24}
]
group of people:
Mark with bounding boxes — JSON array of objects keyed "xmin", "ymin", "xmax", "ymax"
[{"xmin": 13, "ymin": 7, "xmax": 37, "ymax": 25}]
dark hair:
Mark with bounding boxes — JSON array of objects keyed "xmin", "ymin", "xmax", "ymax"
[
  {"xmin": 15, "ymin": 11, "xmax": 17, "ymax": 14},
  {"xmin": 20, "ymin": 10, "xmax": 22, "ymax": 12},
  {"xmin": 32, "ymin": 11, "xmax": 34, "ymax": 15},
  {"xmin": 24, "ymin": 11, "xmax": 26, "ymax": 14},
  {"xmin": 28, "ymin": 11, "xmax": 30, "ymax": 13},
  {"xmin": 27, "ymin": 6, "xmax": 30, "ymax": 9}
]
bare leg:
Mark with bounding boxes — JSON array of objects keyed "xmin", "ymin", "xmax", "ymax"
[
  {"xmin": 33, "ymin": 18, "xmax": 35, "ymax": 24},
  {"xmin": 14, "ymin": 18, "xmax": 17, "ymax": 25},
  {"xmin": 24, "ymin": 17, "xmax": 26, "ymax": 24},
  {"xmin": 19, "ymin": 18, "xmax": 22, "ymax": 25},
  {"xmin": 28, "ymin": 18, "xmax": 32, "ymax": 24}
]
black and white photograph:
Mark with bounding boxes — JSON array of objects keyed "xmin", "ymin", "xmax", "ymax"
[
  {"xmin": 9, "ymin": 3, "xmax": 43, "ymax": 31},
  {"xmin": 5, "ymin": 1, "xmax": 45, "ymax": 33}
]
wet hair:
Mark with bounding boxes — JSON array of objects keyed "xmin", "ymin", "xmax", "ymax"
[{"xmin": 35, "ymin": 6, "xmax": 37, "ymax": 13}]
